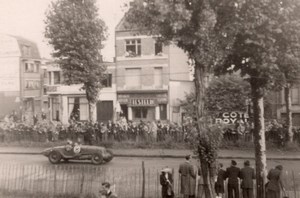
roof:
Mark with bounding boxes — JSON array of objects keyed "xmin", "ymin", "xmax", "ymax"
[{"xmin": 11, "ymin": 35, "xmax": 41, "ymax": 59}]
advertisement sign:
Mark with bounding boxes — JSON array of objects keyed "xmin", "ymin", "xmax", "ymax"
[
  {"xmin": 129, "ymin": 98, "xmax": 157, "ymax": 106},
  {"xmin": 215, "ymin": 111, "xmax": 249, "ymax": 124}
]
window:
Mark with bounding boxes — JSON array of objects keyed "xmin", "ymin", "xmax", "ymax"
[
  {"xmin": 154, "ymin": 67, "xmax": 163, "ymax": 88},
  {"xmin": 34, "ymin": 64, "xmax": 39, "ymax": 73},
  {"xmin": 155, "ymin": 41, "xmax": 163, "ymax": 55},
  {"xmin": 125, "ymin": 68, "xmax": 141, "ymax": 89},
  {"xmin": 125, "ymin": 39, "xmax": 141, "ymax": 57},
  {"xmin": 101, "ymin": 74, "xmax": 112, "ymax": 87},
  {"xmin": 25, "ymin": 63, "xmax": 39, "ymax": 73},
  {"xmin": 53, "ymin": 71, "xmax": 61, "ymax": 85},
  {"xmin": 291, "ymin": 87, "xmax": 300, "ymax": 104},
  {"xmin": 48, "ymin": 72, "xmax": 52, "ymax": 85},
  {"xmin": 43, "ymin": 88, "xmax": 47, "ymax": 95},
  {"xmin": 68, "ymin": 97, "xmax": 89, "ymax": 121},
  {"xmin": 52, "ymin": 97, "xmax": 60, "ymax": 121},
  {"xmin": 25, "ymin": 80, "xmax": 40, "ymax": 90},
  {"xmin": 159, "ymin": 104, "xmax": 167, "ymax": 120},
  {"xmin": 134, "ymin": 107, "xmax": 148, "ymax": 119},
  {"xmin": 22, "ymin": 45, "xmax": 31, "ymax": 56},
  {"xmin": 43, "ymin": 69, "xmax": 47, "ymax": 78}
]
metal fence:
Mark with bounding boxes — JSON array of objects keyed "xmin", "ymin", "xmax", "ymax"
[{"xmin": 0, "ymin": 163, "xmax": 299, "ymax": 198}]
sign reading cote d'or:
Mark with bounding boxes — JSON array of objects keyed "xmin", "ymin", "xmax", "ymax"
[
  {"xmin": 129, "ymin": 98, "xmax": 157, "ymax": 106},
  {"xmin": 215, "ymin": 111, "xmax": 249, "ymax": 124}
]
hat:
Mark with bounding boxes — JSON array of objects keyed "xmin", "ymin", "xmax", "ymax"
[{"xmin": 161, "ymin": 167, "xmax": 172, "ymax": 173}]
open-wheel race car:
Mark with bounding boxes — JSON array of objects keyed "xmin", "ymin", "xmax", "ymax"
[{"xmin": 41, "ymin": 144, "xmax": 113, "ymax": 165}]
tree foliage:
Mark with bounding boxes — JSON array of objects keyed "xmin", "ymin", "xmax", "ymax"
[
  {"xmin": 44, "ymin": 0, "xmax": 107, "ymax": 116},
  {"xmin": 180, "ymin": 74, "xmax": 250, "ymax": 119}
]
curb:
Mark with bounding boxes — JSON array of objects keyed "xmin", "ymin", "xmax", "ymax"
[{"xmin": 0, "ymin": 152, "xmax": 300, "ymax": 161}]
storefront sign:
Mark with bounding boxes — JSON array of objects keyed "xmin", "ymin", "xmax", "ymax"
[
  {"xmin": 129, "ymin": 98, "xmax": 157, "ymax": 106},
  {"xmin": 215, "ymin": 111, "xmax": 249, "ymax": 124}
]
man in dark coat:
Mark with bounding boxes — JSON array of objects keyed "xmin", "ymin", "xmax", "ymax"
[
  {"xmin": 266, "ymin": 165, "xmax": 285, "ymax": 198},
  {"xmin": 179, "ymin": 155, "xmax": 196, "ymax": 198},
  {"xmin": 225, "ymin": 160, "xmax": 240, "ymax": 198},
  {"xmin": 160, "ymin": 167, "xmax": 174, "ymax": 198},
  {"xmin": 239, "ymin": 160, "xmax": 255, "ymax": 198}
]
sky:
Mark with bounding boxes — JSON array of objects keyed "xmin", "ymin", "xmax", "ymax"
[{"xmin": 0, "ymin": 0, "xmax": 131, "ymax": 61}]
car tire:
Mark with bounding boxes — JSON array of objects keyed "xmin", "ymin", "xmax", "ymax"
[
  {"xmin": 105, "ymin": 149, "xmax": 114, "ymax": 163},
  {"xmin": 48, "ymin": 151, "xmax": 62, "ymax": 164},
  {"xmin": 91, "ymin": 153, "xmax": 103, "ymax": 165}
]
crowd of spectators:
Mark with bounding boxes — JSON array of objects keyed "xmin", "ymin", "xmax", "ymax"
[{"xmin": 1, "ymin": 112, "xmax": 300, "ymax": 148}]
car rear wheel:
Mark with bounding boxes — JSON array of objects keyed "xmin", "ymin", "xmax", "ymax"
[
  {"xmin": 48, "ymin": 151, "xmax": 62, "ymax": 164},
  {"xmin": 91, "ymin": 153, "xmax": 103, "ymax": 165}
]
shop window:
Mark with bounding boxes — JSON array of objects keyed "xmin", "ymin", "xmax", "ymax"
[
  {"xmin": 101, "ymin": 74, "xmax": 112, "ymax": 87},
  {"xmin": 134, "ymin": 107, "xmax": 148, "ymax": 119},
  {"xmin": 68, "ymin": 97, "xmax": 89, "ymax": 121},
  {"xmin": 53, "ymin": 71, "xmax": 61, "ymax": 85},
  {"xmin": 125, "ymin": 39, "xmax": 141, "ymax": 57},
  {"xmin": 159, "ymin": 104, "xmax": 167, "ymax": 120},
  {"xmin": 155, "ymin": 41, "xmax": 163, "ymax": 55},
  {"xmin": 125, "ymin": 68, "xmax": 141, "ymax": 89},
  {"xmin": 154, "ymin": 67, "xmax": 163, "ymax": 88}
]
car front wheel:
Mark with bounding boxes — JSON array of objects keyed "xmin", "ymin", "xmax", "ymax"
[
  {"xmin": 48, "ymin": 151, "xmax": 62, "ymax": 164},
  {"xmin": 91, "ymin": 153, "xmax": 103, "ymax": 165}
]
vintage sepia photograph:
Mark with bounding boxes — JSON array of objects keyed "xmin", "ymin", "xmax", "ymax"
[{"xmin": 0, "ymin": 0, "xmax": 300, "ymax": 197}]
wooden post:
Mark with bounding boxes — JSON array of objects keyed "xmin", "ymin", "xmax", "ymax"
[
  {"xmin": 80, "ymin": 166, "xmax": 85, "ymax": 194},
  {"xmin": 142, "ymin": 161, "xmax": 145, "ymax": 198},
  {"xmin": 53, "ymin": 165, "xmax": 57, "ymax": 196},
  {"xmin": 292, "ymin": 171, "xmax": 297, "ymax": 198}
]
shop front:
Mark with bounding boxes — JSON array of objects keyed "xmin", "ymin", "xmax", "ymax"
[{"xmin": 117, "ymin": 92, "xmax": 168, "ymax": 121}]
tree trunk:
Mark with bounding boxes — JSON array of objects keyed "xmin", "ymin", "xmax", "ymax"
[
  {"xmin": 88, "ymin": 101, "xmax": 97, "ymax": 123},
  {"xmin": 194, "ymin": 63, "xmax": 215, "ymax": 198},
  {"xmin": 284, "ymin": 86, "xmax": 293, "ymax": 142},
  {"xmin": 251, "ymin": 80, "xmax": 267, "ymax": 198}
]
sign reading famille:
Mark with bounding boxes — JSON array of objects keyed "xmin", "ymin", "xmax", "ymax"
[
  {"xmin": 129, "ymin": 99, "xmax": 156, "ymax": 106},
  {"xmin": 215, "ymin": 112, "xmax": 249, "ymax": 124}
]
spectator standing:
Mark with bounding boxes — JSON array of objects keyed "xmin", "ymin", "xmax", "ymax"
[
  {"xmin": 266, "ymin": 165, "xmax": 285, "ymax": 198},
  {"xmin": 215, "ymin": 163, "xmax": 226, "ymax": 198},
  {"xmin": 100, "ymin": 182, "xmax": 117, "ymax": 198},
  {"xmin": 160, "ymin": 167, "xmax": 174, "ymax": 198},
  {"xmin": 197, "ymin": 164, "xmax": 205, "ymax": 198},
  {"xmin": 179, "ymin": 155, "xmax": 196, "ymax": 198},
  {"xmin": 239, "ymin": 160, "xmax": 255, "ymax": 198},
  {"xmin": 225, "ymin": 160, "xmax": 240, "ymax": 198}
]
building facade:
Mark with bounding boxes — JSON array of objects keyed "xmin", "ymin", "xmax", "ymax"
[
  {"xmin": 45, "ymin": 61, "xmax": 117, "ymax": 124},
  {"xmin": 115, "ymin": 16, "xmax": 194, "ymax": 123},
  {"xmin": 0, "ymin": 34, "xmax": 43, "ymax": 121}
]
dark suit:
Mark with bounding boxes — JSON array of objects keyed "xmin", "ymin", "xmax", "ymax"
[
  {"xmin": 266, "ymin": 168, "xmax": 283, "ymax": 198},
  {"xmin": 160, "ymin": 172, "xmax": 174, "ymax": 198},
  {"xmin": 226, "ymin": 166, "xmax": 240, "ymax": 198},
  {"xmin": 239, "ymin": 166, "xmax": 255, "ymax": 198}
]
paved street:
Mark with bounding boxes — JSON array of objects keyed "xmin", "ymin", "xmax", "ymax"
[{"xmin": 1, "ymin": 154, "xmax": 300, "ymax": 172}]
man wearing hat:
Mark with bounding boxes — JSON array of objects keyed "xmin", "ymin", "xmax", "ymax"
[
  {"xmin": 225, "ymin": 160, "xmax": 240, "ymax": 198},
  {"xmin": 179, "ymin": 155, "xmax": 196, "ymax": 198},
  {"xmin": 160, "ymin": 167, "xmax": 174, "ymax": 198},
  {"xmin": 239, "ymin": 160, "xmax": 255, "ymax": 198},
  {"xmin": 266, "ymin": 165, "xmax": 285, "ymax": 198},
  {"xmin": 99, "ymin": 182, "xmax": 117, "ymax": 198}
]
